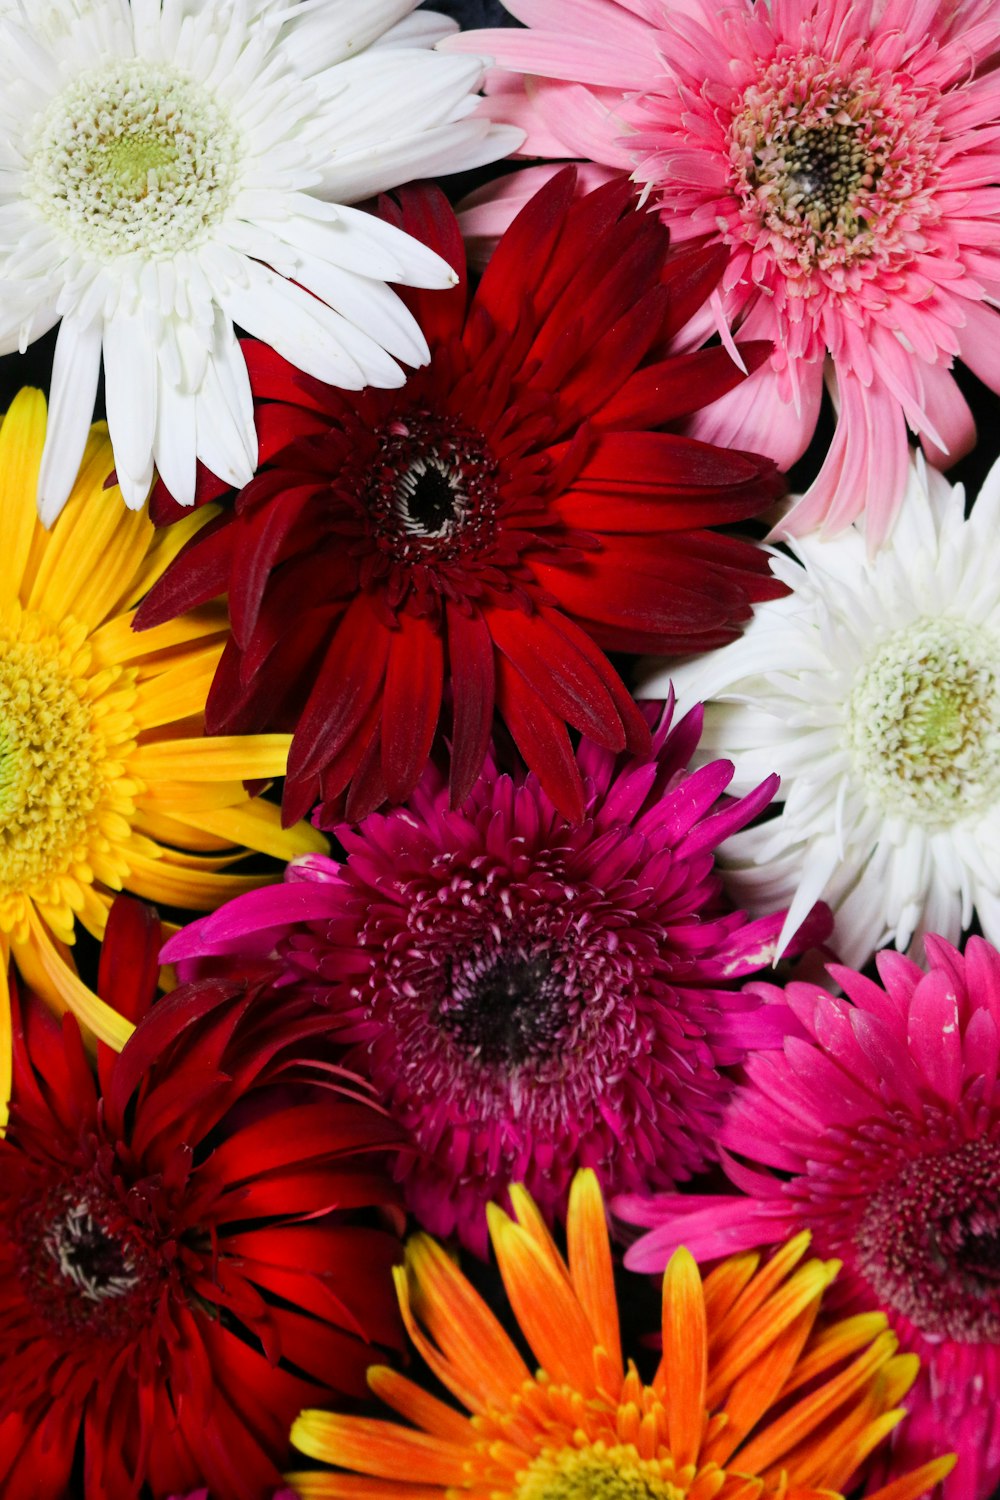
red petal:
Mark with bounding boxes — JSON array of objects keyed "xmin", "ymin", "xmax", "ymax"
[
  {"xmin": 594, "ymin": 341, "xmax": 773, "ymax": 429},
  {"xmin": 96, "ymin": 895, "xmax": 161, "ymax": 1026},
  {"xmin": 254, "ymin": 401, "xmax": 330, "ymax": 465},
  {"xmin": 381, "ymin": 613, "xmax": 445, "ymax": 803},
  {"xmin": 486, "ymin": 603, "xmax": 626, "ymax": 751},
  {"xmin": 384, "ymin": 183, "xmax": 468, "ymax": 346},
  {"xmin": 242, "ymin": 338, "xmax": 342, "ymax": 414},
  {"xmin": 468, "ymin": 166, "xmax": 578, "ymax": 352},
  {"xmin": 286, "ymin": 593, "xmax": 390, "ymax": 787},
  {"xmin": 228, "ymin": 483, "xmax": 321, "ymax": 649},
  {"xmin": 133, "ymin": 516, "xmax": 233, "ymax": 629},
  {"xmin": 446, "ymin": 602, "xmax": 496, "ymax": 806},
  {"xmin": 495, "ymin": 653, "xmax": 585, "ymax": 822},
  {"xmin": 658, "ymin": 242, "xmax": 730, "ymax": 344}
]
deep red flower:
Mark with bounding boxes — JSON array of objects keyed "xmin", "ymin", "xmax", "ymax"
[
  {"xmin": 136, "ymin": 170, "xmax": 785, "ymax": 825},
  {"xmin": 0, "ymin": 898, "xmax": 404, "ymax": 1500}
]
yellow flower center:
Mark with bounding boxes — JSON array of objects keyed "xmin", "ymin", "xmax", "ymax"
[
  {"xmin": 515, "ymin": 1445, "xmax": 683, "ymax": 1500},
  {"xmin": 0, "ymin": 608, "xmax": 139, "ymax": 942}
]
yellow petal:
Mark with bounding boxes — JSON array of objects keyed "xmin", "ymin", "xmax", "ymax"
[
  {"xmin": 91, "ymin": 603, "xmax": 229, "ymax": 669},
  {"xmin": 130, "ymin": 734, "xmax": 292, "ymax": 782},
  {"xmin": 13, "ymin": 906, "xmax": 133, "ymax": 1051},
  {"xmin": 121, "ymin": 849, "xmax": 274, "ymax": 910},
  {"xmin": 131, "ymin": 642, "xmax": 224, "ymax": 730},
  {"xmin": 285, "ymin": 1472, "xmax": 448, "ymax": 1499},
  {"xmin": 734, "ymin": 1330, "xmax": 899, "ymax": 1475},
  {"xmin": 27, "ymin": 435, "xmax": 153, "ymax": 630},
  {"xmin": 176, "ymin": 798, "xmax": 329, "ymax": 862},
  {"xmin": 0, "ymin": 389, "xmax": 46, "ymax": 610}
]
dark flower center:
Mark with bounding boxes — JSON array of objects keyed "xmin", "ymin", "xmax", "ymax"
[
  {"xmin": 854, "ymin": 1138, "xmax": 1000, "ymax": 1342},
  {"xmin": 43, "ymin": 1198, "xmax": 140, "ymax": 1304},
  {"xmin": 396, "ymin": 457, "xmax": 467, "ymax": 538},
  {"xmin": 16, "ymin": 1179, "xmax": 160, "ymax": 1339},
  {"xmin": 752, "ymin": 117, "xmax": 879, "ymax": 236},
  {"xmin": 438, "ymin": 948, "xmax": 577, "ymax": 1066},
  {"xmin": 366, "ymin": 412, "xmax": 500, "ymax": 563}
]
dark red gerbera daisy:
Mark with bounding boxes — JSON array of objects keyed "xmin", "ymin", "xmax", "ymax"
[
  {"xmin": 0, "ymin": 897, "xmax": 403, "ymax": 1500},
  {"xmin": 137, "ymin": 169, "xmax": 784, "ymax": 824}
]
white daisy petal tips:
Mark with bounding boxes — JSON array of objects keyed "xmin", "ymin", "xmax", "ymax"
[
  {"xmin": 0, "ymin": 0, "xmax": 522, "ymax": 520},
  {"xmin": 639, "ymin": 455, "xmax": 1000, "ymax": 969}
]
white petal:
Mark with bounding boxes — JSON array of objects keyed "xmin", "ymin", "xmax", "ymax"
[
  {"xmin": 37, "ymin": 314, "xmax": 103, "ymax": 525},
  {"xmin": 103, "ymin": 305, "xmax": 157, "ymax": 501}
]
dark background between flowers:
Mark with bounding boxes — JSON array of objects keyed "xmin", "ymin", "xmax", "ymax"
[{"xmin": 2, "ymin": 1, "xmax": 997, "ymax": 1496}]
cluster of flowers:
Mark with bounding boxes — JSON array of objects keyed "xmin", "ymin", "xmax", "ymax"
[{"xmin": 0, "ymin": 0, "xmax": 998, "ymax": 1497}]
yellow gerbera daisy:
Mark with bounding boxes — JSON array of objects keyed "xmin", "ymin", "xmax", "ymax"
[
  {"xmin": 289, "ymin": 1170, "xmax": 955, "ymax": 1500},
  {"xmin": 0, "ymin": 387, "xmax": 325, "ymax": 1065}
]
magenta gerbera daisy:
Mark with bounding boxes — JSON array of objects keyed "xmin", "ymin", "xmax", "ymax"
[
  {"xmin": 452, "ymin": 0, "xmax": 1000, "ymax": 545},
  {"xmin": 619, "ymin": 935, "xmax": 1000, "ymax": 1500},
  {"xmin": 164, "ymin": 701, "xmax": 829, "ymax": 1255}
]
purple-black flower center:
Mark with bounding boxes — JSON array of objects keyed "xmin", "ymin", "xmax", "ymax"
[
  {"xmin": 438, "ymin": 948, "xmax": 570, "ymax": 1066},
  {"xmin": 366, "ymin": 412, "xmax": 500, "ymax": 562},
  {"xmin": 854, "ymin": 1138, "xmax": 1000, "ymax": 1342}
]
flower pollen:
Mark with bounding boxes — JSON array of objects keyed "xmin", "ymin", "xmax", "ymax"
[
  {"xmin": 855, "ymin": 1137, "xmax": 1000, "ymax": 1344},
  {"xmin": 29, "ymin": 60, "xmax": 241, "ymax": 259},
  {"xmin": 0, "ymin": 609, "xmax": 137, "ymax": 937},
  {"xmin": 846, "ymin": 617, "xmax": 1000, "ymax": 825},
  {"xmin": 516, "ymin": 1446, "xmax": 683, "ymax": 1500},
  {"xmin": 730, "ymin": 57, "xmax": 938, "ymax": 277}
]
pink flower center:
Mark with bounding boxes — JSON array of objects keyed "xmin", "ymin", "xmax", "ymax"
[
  {"xmin": 854, "ymin": 1138, "xmax": 1000, "ymax": 1342},
  {"xmin": 728, "ymin": 52, "xmax": 940, "ymax": 277},
  {"xmin": 366, "ymin": 412, "xmax": 500, "ymax": 563}
]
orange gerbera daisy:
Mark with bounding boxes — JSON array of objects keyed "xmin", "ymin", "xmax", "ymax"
[
  {"xmin": 0, "ymin": 387, "xmax": 324, "ymax": 1070},
  {"xmin": 289, "ymin": 1170, "xmax": 954, "ymax": 1500}
]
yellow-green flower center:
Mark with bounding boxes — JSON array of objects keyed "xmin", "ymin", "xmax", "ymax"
[
  {"xmin": 28, "ymin": 59, "xmax": 241, "ymax": 258},
  {"xmin": 0, "ymin": 610, "xmax": 138, "ymax": 939},
  {"xmin": 846, "ymin": 617, "xmax": 1000, "ymax": 825},
  {"xmin": 516, "ymin": 1446, "xmax": 683, "ymax": 1500}
]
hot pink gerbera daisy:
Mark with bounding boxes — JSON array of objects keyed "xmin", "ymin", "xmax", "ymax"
[
  {"xmin": 451, "ymin": 0, "xmax": 1000, "ymax": 545},
  {"xmin": 164, "ymin": 701, "xmax": 828, "ymax": 1255},
  {"xmin": 619, "ymin": 935, "xmax": 1000, "ymax": 1500}
]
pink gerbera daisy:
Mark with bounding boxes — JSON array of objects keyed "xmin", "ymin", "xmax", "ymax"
[
  {"xmin": 163, "ymin": 701, "xmax": 828, "ymax": 1255},
  {"xmin": 451, "ymin": 0, "xmax": 1000, "ymax": 545},
  {"xmin": 618, "ymin": 935, "xmax": 1000, "ymax": 1500}
]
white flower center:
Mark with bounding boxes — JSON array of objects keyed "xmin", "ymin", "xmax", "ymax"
[
  {"xmin": 846, "ymin": 618, "xmax": 1000, "ymax": 825},
  {"xmin": 28, "ymin": 60, "xmax": 241, "ymax": 259}
]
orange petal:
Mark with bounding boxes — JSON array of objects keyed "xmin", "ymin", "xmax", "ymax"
[
  {"xmin": 290, "ymin": 1412, "xmax": 468, "ymax": 1485},
  {"xmin": 707, "ymin": 1256, "xmax": 839, "ymax": 1405},
  {"xmin": 866, "ymin": 1456, "xmax": 958, "ymax": 1500},
  {"xmin": 405, "ymin": 1236, "xmax": 531, "ymax": 1412},
  {"xmin": 657, "ymin": 1246, "xmax": 707, "ymax": 1469},
  {"xmin": 488, "ymin": 1204, "xmax": 599, "ymax": 1392},
  {"xmin": 712, "ymin": 1233, "xmax": 811, "ymax": 1356},
  {"xmin": 286, "ymin": 1470, "xmax": 447, "ymax": 1498},
  {"xmin": 367, "ymin": 1367, "xmax": 473, "ymax": 1445},
  {"xmin": 734, "ymin": 1329, "xmax": 898, "ymax": 1475},
  {"xmin": 706, "ymin": 1299, "xmax": 819, "ymax": 1467},
  {"xmin": 779, "ymin": 1312, "xmax": 890, "ymax": 1398},
  {"xmin": 704, "ymin": 1252, "xmax": 760, "ymax": 1352},
  {"xmin": 566, "ymin": 1170, "xmax": 622, "ymax": 1387}
]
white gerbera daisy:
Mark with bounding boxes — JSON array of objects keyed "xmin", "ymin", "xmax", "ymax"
[
  {"xmin": 639, "ymin": 455, "xmax": 1000, "ymax": 968},
  {"xmin": 0, "ymin": 0, "xmax": 521, "ymax": 519}
]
